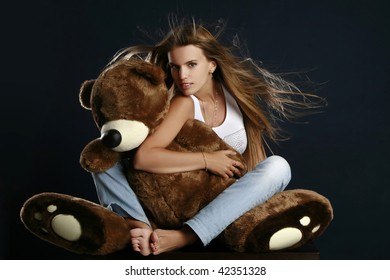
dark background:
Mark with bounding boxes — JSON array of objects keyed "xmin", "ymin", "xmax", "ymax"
[{"xmin": 1, "ymin": 0, "xmax": 389, "ymax": 260}]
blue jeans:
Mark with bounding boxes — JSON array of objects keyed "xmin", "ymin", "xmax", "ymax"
[{"xmin": 92, "ymin": 155, "xmax": 291, "ymax": 246}]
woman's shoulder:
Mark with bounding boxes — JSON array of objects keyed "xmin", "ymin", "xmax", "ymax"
[
  {"xmin": 170, "ymin": 94, "xmax": 194, "ymax": 107},
  {"xmin": 169, "ymin": 94, "xmax": 194, "ymax": 118}
]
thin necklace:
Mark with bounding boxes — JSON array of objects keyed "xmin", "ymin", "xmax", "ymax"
[{"xmin": 200, "ymin": 90, "xmax": 218, "ymax": 127}]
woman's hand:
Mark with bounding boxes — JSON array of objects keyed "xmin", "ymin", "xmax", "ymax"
[{"xmin": 203, "ymin": 150, "xmax": 245, "ymax": 179}]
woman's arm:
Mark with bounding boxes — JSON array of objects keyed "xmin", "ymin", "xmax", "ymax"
[
  {"xmin": 133, "ymin": 95, "xmax": 205, "ymax": 173},
  {"xmin": 134, "ymin": 94, "xmax": 245, "ymax": 177}
]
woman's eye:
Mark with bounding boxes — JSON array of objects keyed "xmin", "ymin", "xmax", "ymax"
[
  {"xmin": 188, "ymin": 63, "xmax": 196, "ymax": 68},
  {"xmin": 169, "ymin": 64, "xmax": 179, "ymax": 70}
]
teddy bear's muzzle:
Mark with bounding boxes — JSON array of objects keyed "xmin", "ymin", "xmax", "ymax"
[{"xmin": 100, "ymin": 119, "xmax": 150, "ymax": 152}]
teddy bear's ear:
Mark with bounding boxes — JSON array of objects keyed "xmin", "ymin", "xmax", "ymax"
[
  {"xmin": 79, "ymin": 79, "xmax": 95, "ymax": 109},
  {"xmin": 134, "ymin": 62, "xmax": 165, "ymax": 86}
]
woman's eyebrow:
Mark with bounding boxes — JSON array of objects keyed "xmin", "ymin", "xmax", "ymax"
[
  {"xmin": 185, "ymin": 60, "xmax": 198, "ymax": 64},
  {"xmin": 168, "ymin": 60, "xmax": 198, "ymax": 66}
]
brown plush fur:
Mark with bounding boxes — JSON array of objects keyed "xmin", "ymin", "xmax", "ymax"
[
  {"xmin": 126, "ymin": 119, "xmax": 246, "ymax": 228},
  {"xmin": 220, "ymin": 189, "xmax": 333, "ymax": 252},
  {"xmin": 20, "ymin": 193, "xmax": 131, "ymax": 255},
  {"xmin": 20, "ymin": 58, "xmax": 333, "ymax": 256}
]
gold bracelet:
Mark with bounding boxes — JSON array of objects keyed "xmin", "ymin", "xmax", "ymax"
[{"xmin": 201, "ymin": 152, "xmax": 208, "ymax": 172}]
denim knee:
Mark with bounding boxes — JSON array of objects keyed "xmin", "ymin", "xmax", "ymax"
[{"xmin": 262, "ymin": 155, "xmax": 292, "ymax": 189}]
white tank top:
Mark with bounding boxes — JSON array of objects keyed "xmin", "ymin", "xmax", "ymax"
[{"xmin": 190, "ymin": 86, "xmax": 247, "ymax": 154}]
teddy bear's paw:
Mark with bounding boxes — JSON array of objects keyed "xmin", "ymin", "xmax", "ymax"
[
  {"xmin": 230, "ymin": 189, "xmax": 333, "ymax": 253},
  {"xmin": 268, "ymin": 216, "xmax": 322, "ymax": 251},
  {"xmin": 21, "ymin": 194, "xmax": 91, "ymax": 245},
  {"xmin": 20, "ymin": 192, "xmax": 128, "ymax": 255},
  {"xmin": 32, "ymin": 204, "xmax": 82, "ymax": 242}
]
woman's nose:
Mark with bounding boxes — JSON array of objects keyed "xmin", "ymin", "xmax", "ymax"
[{"xmin": 179, "ymin": 68, "xmax": 188, "ymax": 79}]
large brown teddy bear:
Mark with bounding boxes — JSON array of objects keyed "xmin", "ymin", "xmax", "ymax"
[{"xmin": 20, "ymin": 58, "xmax": 333, "ymax": 256}]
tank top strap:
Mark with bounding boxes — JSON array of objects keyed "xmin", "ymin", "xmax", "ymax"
[{"xmin": 189, "ymin": 95, "xmax": 205, "ymax": 122}]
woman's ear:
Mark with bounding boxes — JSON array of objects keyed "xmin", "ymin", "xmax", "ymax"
[{"xmin": 209, "ymin": 60, "xmax": 217, "ymax": 74}]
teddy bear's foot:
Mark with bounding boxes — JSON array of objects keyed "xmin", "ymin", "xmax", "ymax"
[
  {"xmin": 20, "ymin": 192, "xmax": 131, "ymax": 255},
  {"xmin": 220, "ymin": 189, "xmax": 333, "ymax": 253}
]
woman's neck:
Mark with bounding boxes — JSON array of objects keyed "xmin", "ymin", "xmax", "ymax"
[
  {"xmin": 196, "ymin": 80, "xmax": 220, "ymax": 102},
  {"xmin": 197, "ymin": 81, "xmax": 225, "ymax": 127}
]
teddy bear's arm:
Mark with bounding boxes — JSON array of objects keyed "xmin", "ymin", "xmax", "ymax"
[{"xmin": 80, "ymin": 138, "xmax": 121, "ymax": 173}]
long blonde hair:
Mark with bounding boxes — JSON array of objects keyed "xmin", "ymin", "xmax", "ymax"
[{"xmin": 109, "ymin": 19, "xmax": 325, "ymax": 170}]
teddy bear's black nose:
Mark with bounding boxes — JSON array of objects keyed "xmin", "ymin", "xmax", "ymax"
[{"xmin": 101, "ymin": 129, "xmax": 122, "ymax": 148}]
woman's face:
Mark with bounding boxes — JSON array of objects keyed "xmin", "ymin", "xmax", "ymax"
[{"xmin": 168, "ymin": 44, "xmax": 216, "ymax": 96}]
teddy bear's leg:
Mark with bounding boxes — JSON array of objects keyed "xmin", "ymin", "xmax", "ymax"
[
  {"xmin": 20, "ymin": 192, "xmax": 132, "ymax": 255},
  {"xmin": 219, "ymin": 189, "xmax": 333, "ymax": 253}
]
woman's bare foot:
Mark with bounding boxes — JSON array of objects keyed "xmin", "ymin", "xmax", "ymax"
[
  {"xmin": 126, "ymin": 218, "xmax": 156, "ymax": 256},
  {"xmin": 130, "ymin": 228, "xmax": 158, "ymax": 256},
  {"xmin": 152, "ymin": 226, "xmax": 198, "ymax": 255}
]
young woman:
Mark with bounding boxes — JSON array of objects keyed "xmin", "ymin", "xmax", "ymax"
[{"xmin": 92, "ymin": 20, "xmax": 323, "ymax": 256}]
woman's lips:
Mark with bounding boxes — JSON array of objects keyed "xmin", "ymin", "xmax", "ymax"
[{"xmin": 180, "ymin": 83, "xmax": 192, "ymax": 90}]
